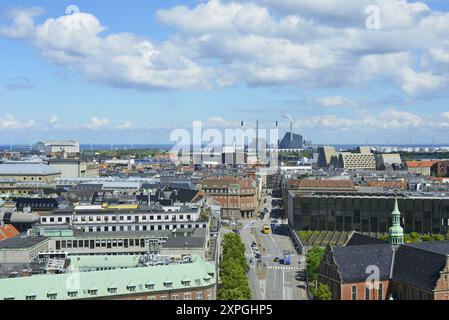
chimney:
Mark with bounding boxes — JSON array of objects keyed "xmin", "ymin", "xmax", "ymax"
[
  {"xmin": 290, "ymin": 120, "xmax": 293, "ymax": 142},
  {"xmin": 241, "ymin": 121, "xmax": 244, "ymax": 151},
  {"xmin": 276, "ymin": 121, "xmax": 279, "ymax": 149},
  {"xmin": 256, "ymin": 120, "xmax": 259, "ymax": 155}
]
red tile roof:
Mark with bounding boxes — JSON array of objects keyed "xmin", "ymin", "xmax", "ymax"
[
  {"xmin": 406, "ymin": 161, "xmax": 437, "ymax": 168},
  {"xmin": 0, "ymin": 225, "xmax": 19, "ymax": 241}
]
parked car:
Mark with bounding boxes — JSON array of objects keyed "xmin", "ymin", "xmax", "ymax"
[{"xmin": 273, "ymin": 257, "xmax": 280, "ymax": 262}]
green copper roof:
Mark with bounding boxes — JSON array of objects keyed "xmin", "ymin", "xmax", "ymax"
[
  {"xmin": 392, "ymin": 198, "xmax": 401, "ymax": 215},
  {"xmin": 67, "ymin": 255, "xmax": 141, "ymax": 272},
  {"xmin": 0, "ymin": 255, "xmax": 215, "ymax": 300}
]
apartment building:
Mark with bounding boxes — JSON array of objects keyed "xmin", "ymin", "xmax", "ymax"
[
  {"xmin": 37, "ymin": 204, "xmax": 206, "ymax": 234},
  {"xmin": 197, "ymin": 176, "xmax": 258, "ymax": 219}
]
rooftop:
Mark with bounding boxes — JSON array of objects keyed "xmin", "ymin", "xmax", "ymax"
[
  {"xmin": 0, "ymin": 255, "xmax": 215, "ymax": 300},
  {"xmin": 0, "ymin": 236, "xmax": 48, "ymax": 250},
  {"xmin": 0, "ymin": 163, "xmax": 60, "ymax": 176}
]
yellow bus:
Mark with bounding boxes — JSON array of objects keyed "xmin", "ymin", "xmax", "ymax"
[{"xmin": 263, "ymin": 225, "xmax": 271, "ymax": 234}]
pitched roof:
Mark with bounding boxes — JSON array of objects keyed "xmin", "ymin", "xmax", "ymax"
[
  {"xmin": 279, "ymin": 133, "xmax": 303, "ymax": 149},
  {"xmin": 0, "ymin": 225, "xmax": 20, "ymax": 240},
  {"xmin": 393, "ymin": 244, "xmax": 447, "ymax": 291},
  {"xmin": 332, "ymin": 244, "xmax": 393, "ymax": 282}
]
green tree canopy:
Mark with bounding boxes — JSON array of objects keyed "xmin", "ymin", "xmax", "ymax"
[{"xmin": 306, "ymin": 247, "xmax": 325, "ymax": 282}]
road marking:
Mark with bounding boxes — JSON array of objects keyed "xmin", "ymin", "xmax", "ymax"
[
  {"xmin": 249, "ymin": 265, "xmax": 300, "ymax": 271},
  {"xmin": 282, "ymin": 269, "xmax": 285, "ymax": 300}
]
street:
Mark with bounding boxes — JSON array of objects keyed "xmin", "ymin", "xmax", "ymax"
[{"xmin": 239, "ymin": 191, "xmax": 308, "ymax": 300}]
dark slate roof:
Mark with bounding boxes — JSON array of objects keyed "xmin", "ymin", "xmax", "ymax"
[
  {"xmin": 393, "ymin": 244, "xmax": 448, "ymax": 291},
  {"xmin": 175, "ymin": 189, "xmax": 199, "ymax": 203},
  {"xmin": 15, "ymin": 197, "xmax": 58, "ymax": 210},
  {"xmin": 405, "ymin": 241, "xmax": 449, "ymax": 256},
  {"xmin": 332, "ymin": 244, "xmax": 393, "ymax": 282},
  {"xmin": 345, "ymin": 232, "xmax": 388, "ymax": 247},
  {"xmin": 0, "ymin": 236, "xmax": 48, "ymax": 249},
  {"xmin": 163, "ymin": 236, "xmax": 205, "ymax": 249},
  {"xmin": 279, "ymin": 133, "xmax": 303, "ymax": 149}
]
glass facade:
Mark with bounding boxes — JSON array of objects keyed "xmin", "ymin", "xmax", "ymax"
[{"xmin": 292, "ymin": 194, "xmax": 449, "ymax": 234}]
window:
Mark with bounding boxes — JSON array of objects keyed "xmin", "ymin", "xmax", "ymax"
[
  {"xmin": 378, "ymin": 284, "xmax": 383, "ymax": 301},
  {"xmin": 68, "ymin": 291, "xmax": 78, "ymax": 298},
  {"xmin": 182, "ymin": 280, "xmax": 191, "ymax": 286},
  {"xmin": 160, "ymin": 296, "xmax": 167, "ymax": 301},
  {"xmin": 26, "ymin": 295, "xmax": 36, "ymax": 300},
  {"xmin": 164, "ymin": 282, "xmax": 173, "ymax": 289},
  {"xmin": 196, "ymin": 292, "xmax": 203, "ymax": 300},
  {"xmin": 184, "ymin": 293, "xmax": 191, "ymax": 300},
  {"xmin": 127, "ymin": 286, "xmax": 136, "ymax": 292},
  {"xmin": 88, "ymin": 289, "xmax": 98, "ymax": 296},
  {"xmin": 145, "ymin": 284, "xmax": 155, "ymax": 290},
  {"xmin": 365, "ymin": 286, "xmax": 370, "ymax": 300},
  {"xmin": 47, "ymin": 293, "xmax": 57, "ymax": 300},
  {"xmin": 351, "ymin": 286, "xmax": 357, "ymax": 300},
  {"xmin": 4, "ymin": 297, "xmax": 15, "ymax": 300},
  {"xmin": 108, "ymin": 288, "xmax": 117, "ymax": 294},
  {"xmin": 172, "ymin": 294, "xmax": 179, "ymax": 300}
]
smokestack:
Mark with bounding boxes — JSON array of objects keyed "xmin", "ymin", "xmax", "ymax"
[
  {"xmin": 276, "ymin": 121, "xmax": 279, "ymax": 149},
  {"xmin": 256, "ymin": 120, "xmax": 259, "ymax": 155},
  {"xmin": 290, "ymin": 120, "xmax": 293, "ymax": 142}
]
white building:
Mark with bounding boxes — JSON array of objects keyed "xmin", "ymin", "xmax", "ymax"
[{"xmin": 36, "ymin": 141, "xmax": 80, "ymax": 154}]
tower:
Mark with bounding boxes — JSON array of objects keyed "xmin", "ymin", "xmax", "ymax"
[{"xmin": 389, "ymin": 198, "xmax": 404, "ymax": 246}]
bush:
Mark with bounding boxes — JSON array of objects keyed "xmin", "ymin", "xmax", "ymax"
[{"xmin": 311, "ymin": 283, "xmax": 332, "ymax": 300}]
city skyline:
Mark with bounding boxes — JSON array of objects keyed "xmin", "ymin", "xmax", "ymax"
[{"xmin": 1, "ymin": 0, "xmax": 449, "ymax": 144}]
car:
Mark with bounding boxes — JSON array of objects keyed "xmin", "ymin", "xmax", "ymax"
[
  {"xmin": 251, "ymin": 241, "xmax": 257, "ymax": 247},
  {"xmin": 255, "ymin": 253, "xmax": 261, "ymax": 259},
  {"xmin": 273, "ymin": 257, "xmax": 280, "ymax": 262}
]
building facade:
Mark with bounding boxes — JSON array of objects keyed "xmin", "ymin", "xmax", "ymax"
[
  {"xmin": 288, "ymin": 191, "xmax": 449, "ymax": 234},
  {"xmin": 197, "ymin": 177, "xmax": 258, "ymax": 219}
]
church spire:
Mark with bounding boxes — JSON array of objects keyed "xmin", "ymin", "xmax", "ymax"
[{"xmin": 389, "ymin": 198, "xmax": 404, "ymax": 246}]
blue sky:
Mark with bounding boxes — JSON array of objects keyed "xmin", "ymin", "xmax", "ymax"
[{"xmin": 1, "ymin": 0, "xmax": 449, "ymax": 144}]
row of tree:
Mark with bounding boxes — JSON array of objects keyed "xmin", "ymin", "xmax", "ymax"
[
  {"xmin": 306, "ymin": 246, "xmax": 332, "ymax": 300},
  {"xmin": 380, "ymin": 232, "xmax": 449, "ymax": 243},
  {"xmin": 218, "ymin": 233, "xmax": 251, "ymax": 300}
]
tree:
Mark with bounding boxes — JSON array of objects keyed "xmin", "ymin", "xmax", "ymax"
[
  {"xmin": 433, "ymin": 234, "xmax": 445, "ymax": 241},
  {"xmin": 219, "ymin": 233, "xmax": 251, "ymax": 300},
  {"xmin": 311, "ymin": 283, "xmax": 332, "ymax": 300},
  {"xmin": 410, "ymin": 232, "xmax": 421, "ymax": 242},
  {"xmin": 306, "ymin": 247, "xmax": 325, "ymax": 282},
  {"xmin": 444, "ymin": 231, "xmax": 449, "ymax": 241}
]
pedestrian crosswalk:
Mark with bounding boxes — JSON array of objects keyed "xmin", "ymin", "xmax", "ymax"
[
  {"xmin": 245, "ymin": 253, "xmax": 298, "ymax": 258},
  {"xmin": 249, "ymin": 264, "xmax": 301, "ymax": 271}
]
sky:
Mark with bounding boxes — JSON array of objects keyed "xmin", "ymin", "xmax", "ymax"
[{"xmin": 1, "ymin": 0, "xmax": 449, "ymax": 145}]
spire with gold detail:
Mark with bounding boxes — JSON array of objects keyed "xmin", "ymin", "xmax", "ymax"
[{"xmin": 389, "ymin": 198, "xmax": 404, "ymax": 246}]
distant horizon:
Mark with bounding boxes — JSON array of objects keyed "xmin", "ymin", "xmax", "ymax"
[{"xmin": 2, "ymin": 143, "xmax": 449, "ymax": 152}]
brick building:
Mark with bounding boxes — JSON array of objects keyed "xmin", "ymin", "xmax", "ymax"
[
  {"xmin": 197, "ymin": 177, "xmax": 258, "ymax": 219},
  {"xmin": 316, "ymin": 201, "xmax": 449, "ymax": 300},
  {"xmin": 432, "ymin": 160, "xmax": 449, "ymax": 177}
]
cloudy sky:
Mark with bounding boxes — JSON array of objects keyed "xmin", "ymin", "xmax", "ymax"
[{"xmin": 1, "ymin": 0, "xmax": 449, "ymax": 145}]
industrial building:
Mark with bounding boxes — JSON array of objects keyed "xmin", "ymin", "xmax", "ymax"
[
  {"xmin": 47, "ymin": 159, "xmax": 99, "ymax": 178},
  {"xmin": 36, "ymin": 140, "xmax": 80, "ymax": 155}
]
